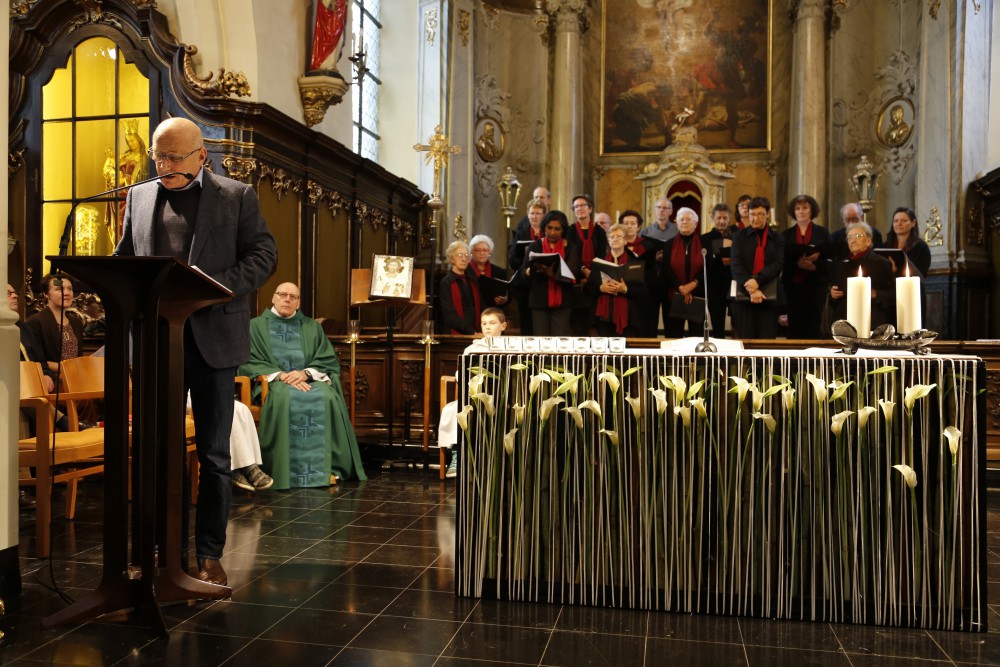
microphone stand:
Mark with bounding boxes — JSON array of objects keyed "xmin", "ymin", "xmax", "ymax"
[
  {"xmin": 58, "ymin": 171, "xmax": 193, "ymax": 256},
  {"xmin": 694, "ymin": 247, "xmax": 717, "ymax": 353}
]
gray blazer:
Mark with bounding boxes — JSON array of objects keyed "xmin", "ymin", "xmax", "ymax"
[{"xmin": 115, "ymin": 170, "xmax": 277, "ymax": 369}]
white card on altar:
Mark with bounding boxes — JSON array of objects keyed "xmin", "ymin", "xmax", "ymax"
[
  {"xmin": 524, "ymin": 337, "xmax": 540, "ymax": 352},
  {"xmin": 609, "ymin": 338, "xmax": 627, "ymax": 352},
  {"xmin": 574, "ymin": 337, "xmax": 591, "ymax": 352}
]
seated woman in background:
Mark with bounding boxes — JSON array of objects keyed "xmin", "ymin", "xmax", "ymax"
[
  {"xmin": 884, "ymin": 207, "xmax": 931, "ymax": 278},
  {"xmin": 586, "ymin": 223, "xmax": 647, "ymax": 337},
  {"xmin": 440, "ymin": 240, "xmax": 482, "ymax": 334},
  {"xmin": 468, "ymin": 234, "xmax": 508, "ymax": 307},
  {"xmin": 829, "ymin": 221, "xmax": 895, "ymax": 330},
  {"xmin": 658, "ymin": 207, "xmax": 706, "ymax": 338},
  {"xmin": 520, "ymin": 210, "xmax": 580, "ymax": 336},
  {"xmin": 24, "ymin": 273, "xmax": 86, "ymax": 389}
]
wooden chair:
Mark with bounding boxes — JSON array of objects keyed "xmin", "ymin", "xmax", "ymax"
[
  {"xmin": 19, "ymin": 361, "xmax": 106, "ymax": 558},
  {"xmin": 235, "ymin": 375, "xmax": 260, "ymax": 423},
  {"xmin": 440, "ymin": 375, "xmax": 457, "ymax": 480}
]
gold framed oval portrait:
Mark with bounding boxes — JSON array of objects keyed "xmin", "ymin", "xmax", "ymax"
[
  {"xmin": 474, "ymin": 116, "xmax": 505, "ymax": 162},
  {"xmin": 876, "ymin": 98, "xmax": 915, "ymax": 149}
]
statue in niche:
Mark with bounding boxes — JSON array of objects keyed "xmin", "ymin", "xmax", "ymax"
[
  {"xmin": 475, "ymin": 120, "xmax": 504, "ymax": 162},
  {"xmin": 308, "ymin": 0, "xmax": 349, "ymax": 74},
  {"xmin": 883, "ymin": 104, "xmax": 912, "ymax": 147},
  {"xmin": 119, "ymin": 120, "xmax": 149, "ymax": 187}
]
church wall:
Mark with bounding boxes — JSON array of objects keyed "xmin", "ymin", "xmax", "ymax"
[
  {"xmin": 256, "ymin": 176, "xmax": 301, "ymax": 311},
  {"xmin": 828, "ymin": 1, "xmax": 919, "ymax": 233}
]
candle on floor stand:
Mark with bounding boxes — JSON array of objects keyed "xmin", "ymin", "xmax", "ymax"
[
  {"xmin": 846, "ymin": 268, "xmax": 872, "ymax": 337},
  {"xmin": 896, "ymin": 265, "xmax": 921, "ymax": 333}
]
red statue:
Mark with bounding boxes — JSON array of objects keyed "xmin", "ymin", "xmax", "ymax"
[{"xmin": 309, "ymin": 0, "xmax": 348, "ymax": 73}]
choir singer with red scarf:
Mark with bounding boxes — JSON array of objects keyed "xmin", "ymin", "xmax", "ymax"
[
  {"xmin": 731, "ymin": 197, "xmax": 785, "ymax": 339},
  {"xmin": 440, "ymin": 241, "xmax": 482, "ymax": 334},
  {"xmin": 658, "ymin": 207, "xmax": 707, "ymax": 338},
  {"xmin": 586, "ymin": 223, "xmax": 647, "ymax": 337},
  {"xmin": 520, "ymin": 210, "xmax": 581, "ymax": 336}
]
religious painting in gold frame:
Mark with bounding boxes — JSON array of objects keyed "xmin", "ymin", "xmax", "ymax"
[{"xmin": 600, "ymin": 0, "xmax": 771, "ymax": 155}]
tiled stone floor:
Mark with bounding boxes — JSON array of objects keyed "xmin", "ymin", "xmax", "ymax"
[{"xmin": 2, "ymin": 470, "xmax": 1000, "ymax": 666}]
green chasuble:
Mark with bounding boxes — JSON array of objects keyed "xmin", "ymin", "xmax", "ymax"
[{"xmin": 241, "ymin": 309, "xmax": 367, "ymax": 488}]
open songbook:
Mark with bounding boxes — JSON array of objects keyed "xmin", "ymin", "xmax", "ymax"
[
  {"xmin": 528, "ymin": 251, "xmax": 575, "ymax": 283},
  {"xmin": 591, "ymin": 257, "xmax": 644, "ymax": 284},
  {"xmin": 478, "ymin": 271, "xmax": 517, "ymax": 304}
]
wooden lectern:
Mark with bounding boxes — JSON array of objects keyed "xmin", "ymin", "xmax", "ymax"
[{"xmin": 43, "ymin": 256, "xmax": 234, "ymax": 636}]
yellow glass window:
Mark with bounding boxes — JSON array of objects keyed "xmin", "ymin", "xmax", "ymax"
[{"xmin": 40, "ymin": 37, "xmax": 150, "ymax": 267}]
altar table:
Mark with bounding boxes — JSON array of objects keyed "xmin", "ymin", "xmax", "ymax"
[{"xmin": 454, "ymin": 348, "xmax": 985, "ymax": 631}]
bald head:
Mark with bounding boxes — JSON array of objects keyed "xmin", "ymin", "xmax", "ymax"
[
  {"xmin": 152, "ymin": 117, "xmax": 204, "ymax": 148},
  {"xmin": 150, "ymin": 117, "xmax": 207, "ymax": 189},
  {"xmin": 272, "ymin": 282, "xmax": 301, "ymax": 317}
]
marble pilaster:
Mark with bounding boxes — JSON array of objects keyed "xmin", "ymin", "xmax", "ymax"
[
  {"xmin": 545, "ymin": 0, "xmax": 587, "ymax": 212},
  {"xmin": 788, "ymin": 0, "xmax": 827, "ymax": 201}
]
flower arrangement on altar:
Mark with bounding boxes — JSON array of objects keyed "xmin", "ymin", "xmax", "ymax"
[{"xmin": 454, "ymin": 352, "xmax": 983, "ymax": 631}]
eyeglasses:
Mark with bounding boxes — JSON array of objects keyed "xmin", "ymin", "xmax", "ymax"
[
  {"xmin": 274, "ymin": 292, "xmax": 300, "ymax": 300},
  {"xmin": 147, "ymin": 148, "xmax": 201, "ymax": 163},
  {"xmin": 453, "ymin": 253, "xmax": 470, "ymax": 259},
  {"xmin": 6, "ymin": 290, "xmax": 17, "ymax": 297},
  {"xmin": 748, "ymin": 212, "xmax": 769, "ymax": 218},
  {"xmin": 846, "ymin": 233, "xmax": 869, "ymax": 240}
]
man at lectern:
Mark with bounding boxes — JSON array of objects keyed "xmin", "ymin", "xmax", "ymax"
[{"xmin": 115, "ymin": 117, "xmax": 277, "ymax": 587}]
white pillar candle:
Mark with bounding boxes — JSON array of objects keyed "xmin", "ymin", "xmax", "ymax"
[
  {"xmin": 896, "ymin": 266, "xmax": 921, "ymax": 333},
  {"xmin": 846, "ymin": 269, "xmax": 871, "ymax": 337}
]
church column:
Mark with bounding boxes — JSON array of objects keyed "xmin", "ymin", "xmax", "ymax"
[
  {"xmin": 788, "ymin": 0, "xmax": 827, "ymax": 200},
  {"xmin": 545, "ymin": 0, "xmax": 588, "ymax": 211},
  {"xmin": 1, "ymin": 0, "xmax": 22, "ymax": 601}
]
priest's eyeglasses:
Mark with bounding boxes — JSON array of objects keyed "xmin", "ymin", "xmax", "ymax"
[{"xmin": 274, "ymin": 292, "xmax": 300, "ymax": 300}]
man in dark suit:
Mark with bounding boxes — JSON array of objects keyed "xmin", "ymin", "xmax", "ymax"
[{"xmin": 116, "ymin": 117, "xmax": 277, "ymax": 587}]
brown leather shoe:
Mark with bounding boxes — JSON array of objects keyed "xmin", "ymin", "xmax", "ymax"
[{"xmin": 196, "ymin": 558, "xmax": 228, "ymax": 586}]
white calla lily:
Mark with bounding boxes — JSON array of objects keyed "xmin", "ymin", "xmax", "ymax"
[
  {"xmin": 904, "ymin": 383, "xmax": 937, "ymax": 411},
  {"xmin": 750, "ymin": 386, "xmax": 764, "ymax": 412},
  {"xmin": 729, "ymin": 376, "xmax": 751, "ymax": 403},
  {"xmin": 600, "ymin": 429, "xmax": 619, "ymax": 446},
  {"xmin": 805, "ymin": 373, "xmax": 827, "ymax": 402},
  {"xmin": 943, "ymin": 426, "xmax": 962, "ymax": 456},
  {"xmin": 456, "ymin": 404, "xmax": 474, "ymax": 431},
  {"xmin": 539, "ymin": 396, "xmax": 565, "ymax": 422},
  {"xmin": 467, "ymin": 373, "xmax": 486, "ymax": 395},
  {"xmin": 470, "ymin": 392, "xmax": 496, "ymax": 417},
  {"xmin": 752, "ymin": 411, "xmax": 776, "ymax": 434},
  {"xmin": 782, "ymin": 387, "xmax": 796, "ymax": 411},
  {"xmin": 598, "ymin": 371, "xmax": 621, "ymax": 394},
  {"xmin": 503, "ymin": 428, "xmax": 518, "ymax": 455},
  {"xmin": 542, "ymin": 368, "xmax": 564, "ymax": 383},
  {"xmin": 665, "ymin": 375, "xmax": 687, "ymax": 403},
  {"xmin": 893, "ymin": 463, "xmax": 918, "ymax": 489},
  {"xmin": 579, "ymin": 399, "xmax": 603, "ymax": 419},
  {"xmin": 512, "ymin": 403, "xmax": 526, "ymax": 425},
  {"xmin": 857, "ymin": 405, "xmax": 877, "ymax": 429},
  {"xmin": 879, "ymin": 399, "xmax": 896, "ymax": 424},
  {"xmin": 563, "ymin": 406, "xmax": 583, "ymax": 429},
  {"xmin": 625, "ymin": 394, "xmax": 642, "ymax": 419},
  {"xmin": 689, "ymin": 397, "xmax": 707, "ymax": 421},
  {"xmin": 529, "ymin": 372, "xmax": 551, "ymax": 396},
  {"xmin": 649, "ymin": 388, "xmax": 668, "ymax": 415},
  {"xmin": 673, "ymin": 405, "xmax": 692, "ymax": 428},
  {"xmin": 831, "ymin": 410, "xmax": 853, "ymax": 437}
]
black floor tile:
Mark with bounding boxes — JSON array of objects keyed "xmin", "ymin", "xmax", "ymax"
[
  {"xmin": 744, "ymin": 645, "xmax": 853, "ymax": 666},
  {"xmin": 382, "ymin": 588, "xmax": 476, "ymax": 622},
  {"xmin": 467, "ymin": 599, "xmax": 563, "ymax": 629},
  {"xmin": 555, "ymin": 605, "xmax": 649, "ymax": 635},
  {"xmin": 228, "ymin": 638, "xmax": 343, "ymax": 665},
  {"xmin": 409, "ymin": 567, "xmax": 455, "ymax": 593},
  {"xmin": 332, "ymin": 562, "xmax": 425, "ymax": 589},
  {"xmin": 362, "ymin": 543, "xmax": 443, "ymax": 567},
  {"xmin": 115, "ymin": 629, "xmax": 250, "ymax": 665},
  {"xmin": 173, "ymin": 600, "xmax": 292, "ymax": 637},
  {"xmin": 541, "ymin": 629, "xmax": 647, "ymax": 666},
  {"xmin": 297, "ymin": 538, "xmax": 381, "ymax": 562},
  {"xmin": 830, "ymin": 624, "xmax": 950, "ymax": 660},
  {"xmin": 643, "ymin": 637, "xmax": 748, "ymax": 664},
  {"xmin": 301, "ymin": 582, "xmax": 403, "ymax": 614},
  {"xmin": 738, "ymin": 617, "xmax": 842, "ymax": 650},
  {"xmin": 347, "ymin": 615, "xmax": 461, "ymax": 655},
  {"xmin": 646, "ymin": 611, "xmax": 743, "ymax": 643},
  {"xmin": 327, "ymin": 647, "xmax": 437, "ymax": 666},
  {"xmin": 441, "ymin": 622, "xmax": 552, "ymax": 664},
  {"xmin": 259, "ymin": 607, "xmax": 374, "ymax": 645}
]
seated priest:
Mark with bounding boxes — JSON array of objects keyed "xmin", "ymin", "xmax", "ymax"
[
  {"xmin": 240, "ymin": 283, "xmax": 367, "ymax": 489},
  {"xmin": 828, "ymin": 222, "xmax": 896, "ymax": 331}
]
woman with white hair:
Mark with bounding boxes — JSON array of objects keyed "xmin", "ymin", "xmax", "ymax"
[
  {"xmin": 439, "ymin": 240, "xmax": 482, "ymax": 334},
  {"xmin": 468, "ymin": 234, "xmax": 508, "ymax": 306},
  {"xmin": 658, "ymin": 206, "xmax": 706, "ymax": 337}
]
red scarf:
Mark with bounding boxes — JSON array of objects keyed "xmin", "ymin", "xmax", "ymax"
[
  {"xmin": 626, "ymin": 238, "xmax": 647, "ymax": 257},
  {"xmin": 530, "ymin": 227, "xmax": 542, "ymax": 241},
  {"xmin": 595, "ymin": 252, "xmax": 630, "ymax": 333},
  {"xmin": 541, "ymin": 237, "xmax": 567, "ymax": 308},
  {"xmin": 471, "ymin": 262, "xmax": 491, "ymax": 278},
  {"xmin": 752, "ymin": 228, "xmax": 769, "ymax": 275},
  {"xmin": 793, "ymin": 222, "xmax": 813, "ymax": 285},
  {"xmin": 668, "ymin": 233, "xmax": 703, "ymax": 299},
  {"xmin": 574, "ymin": 224, "xmax": 596, "ymax": 267},
  {"xmin": 849, "ymin": 249, "xmax": 869, "ymax": 262},
  {"xmin": 449, "ymin": 272, "xmax": 481, "ymax": 333}
]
